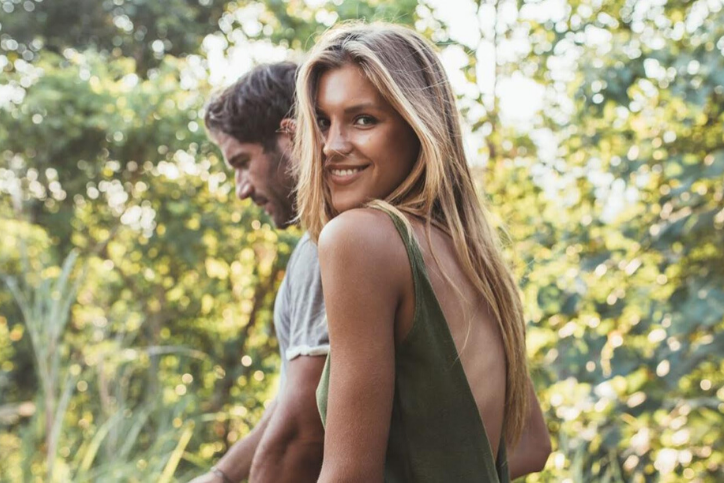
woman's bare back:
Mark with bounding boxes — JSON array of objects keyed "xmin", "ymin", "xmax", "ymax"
[{"xmin": 396, "ymin": 217, "xmax": 508, "ymax": 457}]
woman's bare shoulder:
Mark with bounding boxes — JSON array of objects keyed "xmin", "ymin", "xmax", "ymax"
[
  {"xmin": 318, "ymin": 208, "xmax": 409, "ymax": 282},
  {"xmin": 318, "ymin": 208, "xmax": 402, "ymax": 254}
]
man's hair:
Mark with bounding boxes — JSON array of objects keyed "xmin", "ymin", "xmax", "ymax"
[{"xmin": 204, "ymin": 62, "xmax": 297, "ymax": 151}]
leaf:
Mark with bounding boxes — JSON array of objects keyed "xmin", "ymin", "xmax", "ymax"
[{"xmin": 158, "ymin": 422, "xmax": 195, "ymax": 483}]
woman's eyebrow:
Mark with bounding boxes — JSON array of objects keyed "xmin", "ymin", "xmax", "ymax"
[
  {"xmin": 315, "ymin": 102, "xmax": 381, "ymax": 116},
  {"xmin": 343, "ymin": 102, "xmax": 379, "ymax": 114}
]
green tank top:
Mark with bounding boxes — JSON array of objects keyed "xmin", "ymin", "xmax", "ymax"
[{"xmin": 316, "ymin": 209, "xmax": 510, "ymax": 483}]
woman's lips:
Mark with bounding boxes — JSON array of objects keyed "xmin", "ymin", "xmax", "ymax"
[{"xmin": 327, "ymin": 165, "xmax": 370, "ymax": 186}]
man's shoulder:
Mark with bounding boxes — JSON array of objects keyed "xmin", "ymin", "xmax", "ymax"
[
  {"xmin": 294, "ymin": 232, "xmax": 314, "ymax": 252},
  {"xmin": 288, "ymin": 232, "xmax": 319, "ymax": 272}
]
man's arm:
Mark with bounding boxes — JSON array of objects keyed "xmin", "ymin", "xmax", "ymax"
[
  {"xmin": 249, "ymin": 355, "xmax": 326, "ymax": 483},
  {"xmin": 508, "ymin": 378, "xmax": 551, "ymax": 480},
  {"xmin": 190, "ymin": 399, "xmax": 278, "ymax": 483}
]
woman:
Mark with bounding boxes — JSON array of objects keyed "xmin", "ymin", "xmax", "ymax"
[{"xmin": 294, "ymin": 23, "xmax": 550, "ymax": 482}]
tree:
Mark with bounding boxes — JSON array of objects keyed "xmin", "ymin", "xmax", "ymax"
[
  {"xmin": 0, "ymin": 0, "xmax": 420, "ymax": 481},
  {"xmin": 1, "ymin": 0, "xmax": 722, "ymax": 481}
]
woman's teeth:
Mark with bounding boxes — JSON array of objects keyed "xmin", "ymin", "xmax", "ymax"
[{"xmin": 331, "ymin": 168, "xmax": 363, "ymax": 176}]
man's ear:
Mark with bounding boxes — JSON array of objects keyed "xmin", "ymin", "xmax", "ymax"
[{"xmin": 279, "ymin": 118, "xmax": 296, "ymax": 138}]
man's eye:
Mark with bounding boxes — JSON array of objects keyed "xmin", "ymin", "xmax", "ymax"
[
  {"xmin": 228, "ymin": 159, "xmax": 248, "ymax": 170},
  {"xmin": 354, "ymin": 115, "xmax": 376, "ymax": 126}
]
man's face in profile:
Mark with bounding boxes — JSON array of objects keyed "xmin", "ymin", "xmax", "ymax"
[{"xmin": 212, "ymin": 130, "xmax": 296, "ymax": 229}]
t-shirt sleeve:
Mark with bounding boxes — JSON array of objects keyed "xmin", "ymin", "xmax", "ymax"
[
  {"xmin": 285, "ymin": 236, "xmax": 329, "ymax": 360},
  {"xmin": 274, "ymin": 276, "xmax": 292, "ymax": 388}
]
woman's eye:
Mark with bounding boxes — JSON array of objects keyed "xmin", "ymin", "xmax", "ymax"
[
  {"xmin": 317, "ymin": 117, "xmax": 330, "ymax": 130},
  {"xmin": 354, "ymin": 115, "xmax": 376, "ymax": 126}
]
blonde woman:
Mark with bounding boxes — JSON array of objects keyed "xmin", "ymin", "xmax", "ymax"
[{"xmin": 294, "ymin": 23, "xmax": 551, "ymax": 482}]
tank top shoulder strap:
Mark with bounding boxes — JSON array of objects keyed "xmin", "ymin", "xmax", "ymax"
[{"xmin": 373, "ymin": 206, "xmax": 428, "ymax": 287}]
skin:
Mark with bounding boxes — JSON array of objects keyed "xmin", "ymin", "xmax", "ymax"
[
  {"xmin": 190, "ymin": 357, "xmax": 326, "ymax": 483},
  {"xmin": 314, "ymin": 64, "xmax": 551, "ymax": 482},
  {"xmin": 210, "ymin": 125, "xmax": 296, "ymax": 229},
  {"xmin": 509, "ymin": 379, "xmax": 552, "ymax": 480},
  {"xmin": 190, "ymin": 123, "xmax": 326, "ymax": 483},
  {"xmin": 249, "ymin": 357, "xmax": 326, "ymax": 482},
  {"xmin": 315, "ymin": 64, "xmax": 420, "ymax": 213}
]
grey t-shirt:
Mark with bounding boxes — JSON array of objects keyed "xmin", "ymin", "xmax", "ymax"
[{"xmin": 274, "ymin": 232, "xmax": 329, "ymax": 385}]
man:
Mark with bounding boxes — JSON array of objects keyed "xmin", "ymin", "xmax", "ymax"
[{"xmin": 192, "ymin": 62, "xmax": 328, "ymax": 483}]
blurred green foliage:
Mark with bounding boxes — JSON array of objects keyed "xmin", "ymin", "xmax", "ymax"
[{"xmin": 0, "ymin": 0, "xmax": 722, "ymax": 482}]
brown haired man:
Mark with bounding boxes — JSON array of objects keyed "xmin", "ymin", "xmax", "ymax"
[{"xmin": 191, "ymin": 62, "xmax": 327, "ymax": 483}]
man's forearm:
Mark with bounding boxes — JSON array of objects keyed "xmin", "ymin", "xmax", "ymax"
[
  {"xmin": 214, "ymin": 399, "xmax": 278, "ymax": 482},
  {"xmin": 250, "ymin": 434, "xmax": 324, "ymax": 483},
  {"xmin": 248, "ymin": 356, "xmax": 327, "ymax": 483}
]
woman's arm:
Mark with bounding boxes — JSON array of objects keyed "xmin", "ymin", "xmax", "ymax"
[
  {"xmin": 316, "ymin": 210, "xmax": 409, "ymax": 483},
  {"xmin": 507, "ymin": 378, "xmax": 551, "ymax": 479}
]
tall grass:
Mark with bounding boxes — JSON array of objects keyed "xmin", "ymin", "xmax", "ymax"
[
  {"xmin": 5, "ymin": 250, "xmax": 83, "ymax": 480},
  {"xmin": 3, "ymin": 248, "xmax": 207, "ymax": 482}
]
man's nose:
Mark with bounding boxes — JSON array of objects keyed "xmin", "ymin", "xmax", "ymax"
[
  {"xmin": 236, "ymin": 170, "xmax": 253, "ymax": 200},
  {"xmin": 322, "ymin": 124, "xmax": 353, "ymax": 158}
]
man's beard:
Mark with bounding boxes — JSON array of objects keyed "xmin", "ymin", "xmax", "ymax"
[{"xmin": 267, "ymin": 147, "xmax": 297, "ymax": 229}]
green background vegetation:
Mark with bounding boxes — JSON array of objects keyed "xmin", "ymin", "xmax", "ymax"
[{"xmin": 1, "ymin": 0, "xmax": 722, "ymax": 481}]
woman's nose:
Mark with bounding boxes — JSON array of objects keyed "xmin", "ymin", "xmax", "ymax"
[{"xmin": 322, "ymin": 124, "xmax": 353, "ymax": 158}]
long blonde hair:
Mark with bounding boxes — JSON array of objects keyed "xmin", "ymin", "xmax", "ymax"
[{"xmin": 294, "ymin": 22, "xmax": 529, "ymax": 446}]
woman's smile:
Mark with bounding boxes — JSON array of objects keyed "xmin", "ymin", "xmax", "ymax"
[{"xmin": 326, "ymin": 164, "xmax": 371, "ymax": 186}]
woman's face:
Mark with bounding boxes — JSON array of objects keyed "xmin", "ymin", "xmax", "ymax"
[{"xmin": 315, "ymin": 63, "xmax": 420, "ymax": 214}]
